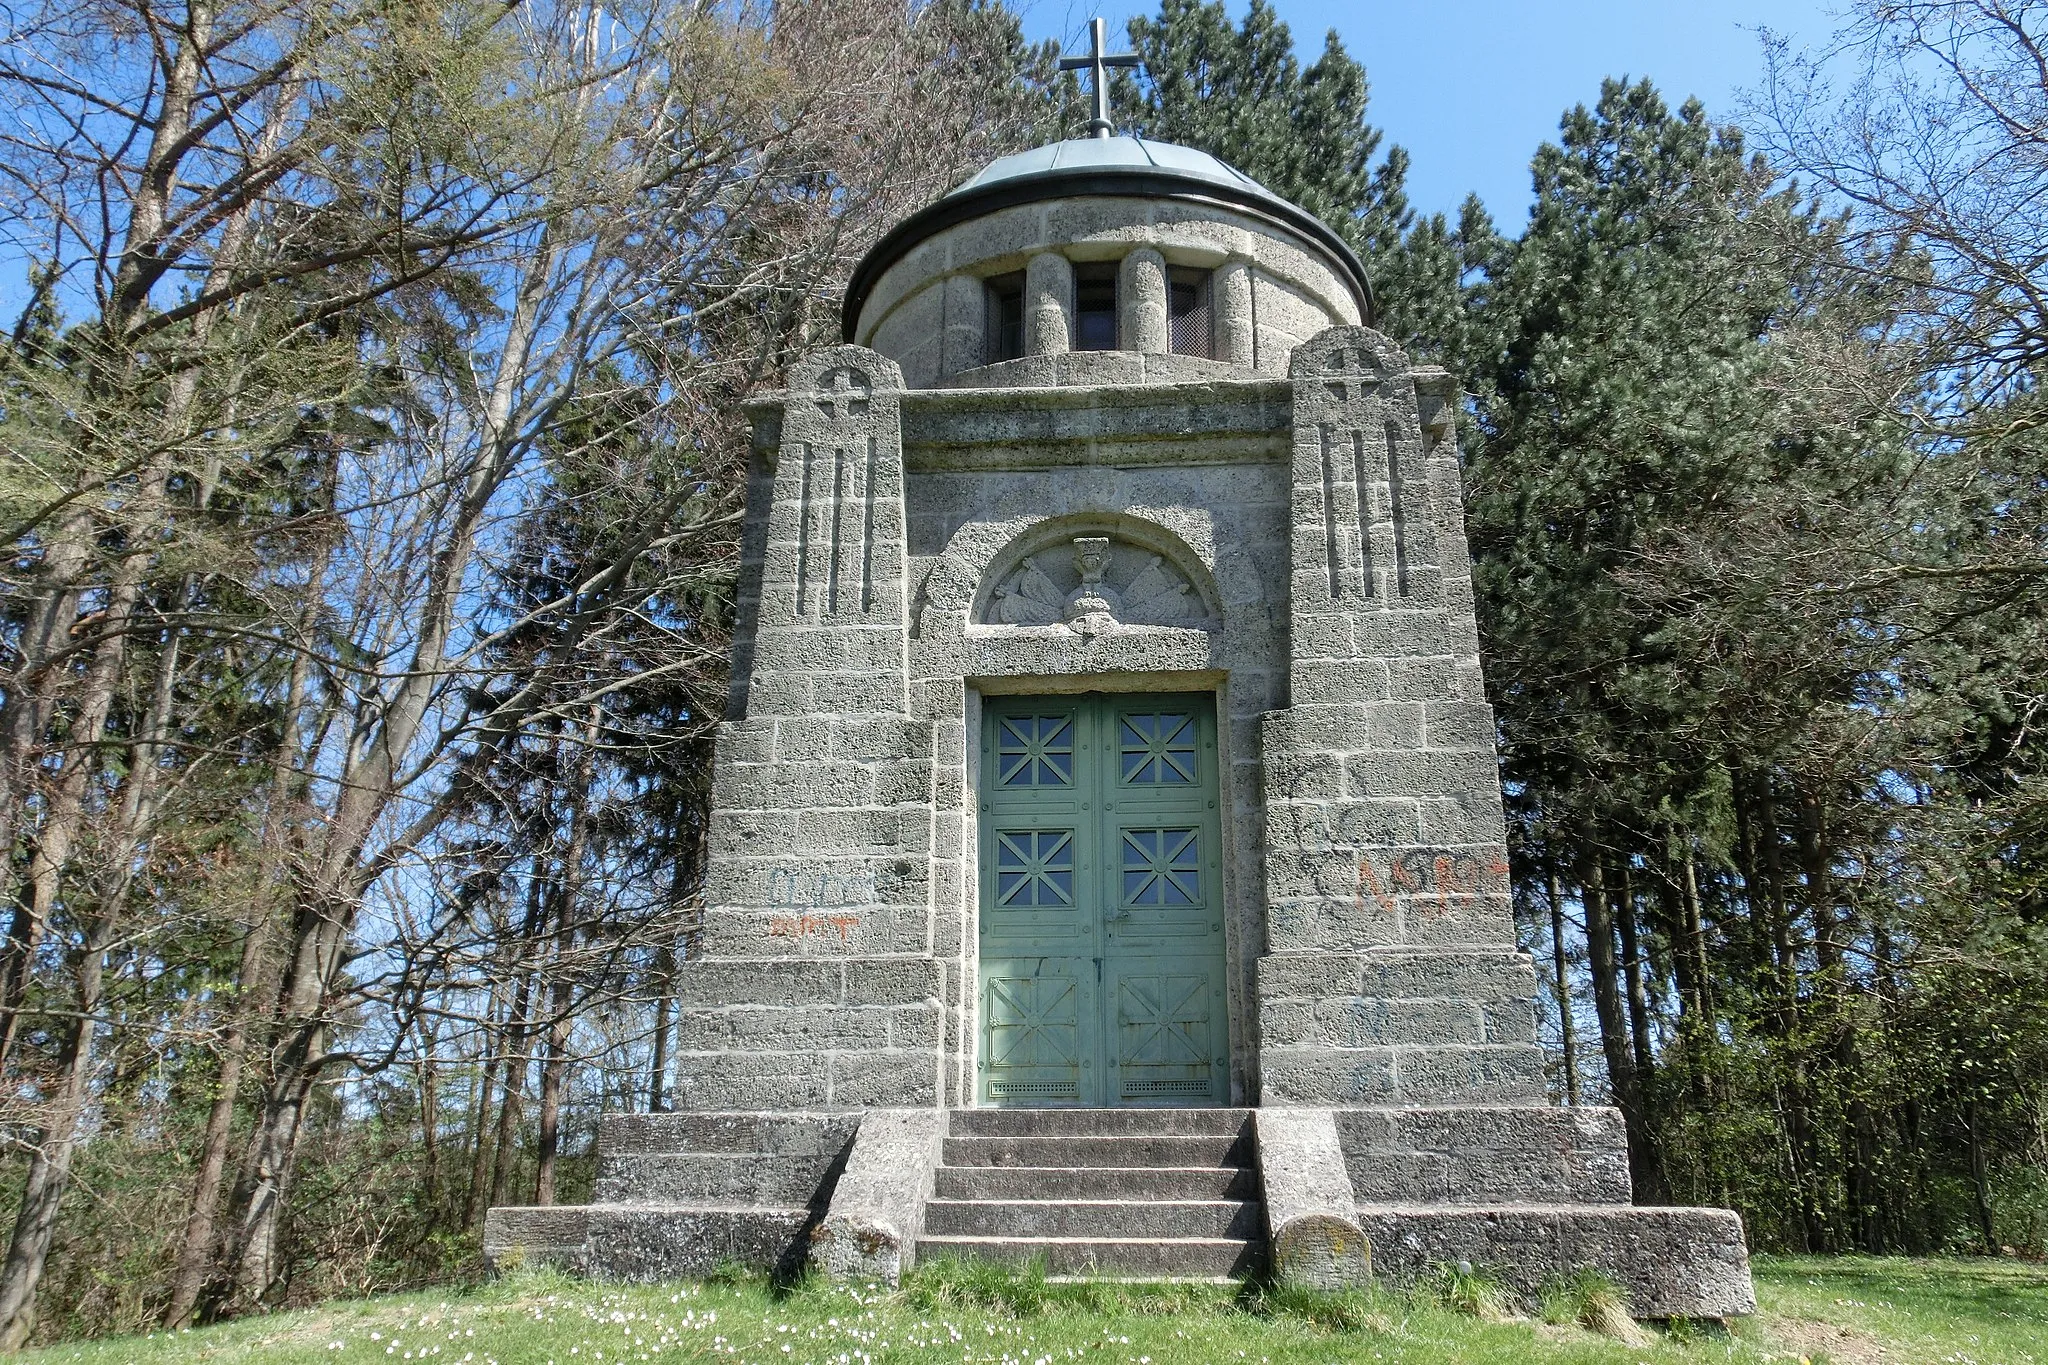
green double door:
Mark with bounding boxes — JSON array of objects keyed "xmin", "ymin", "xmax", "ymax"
[{"xmin": 977, "ymin": 692, "xmax": 1228, "ymax": 1107}]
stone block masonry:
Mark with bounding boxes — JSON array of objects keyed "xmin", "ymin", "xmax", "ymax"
[
  {"xmin": 480, "ymin": 139, "xmax": 1759, "ymax": 1314},
  {"xmin": 674, "ymin": 346, "xmax": 946, "ymax": 1113}
]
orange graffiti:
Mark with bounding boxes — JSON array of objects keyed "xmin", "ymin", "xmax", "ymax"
[
  {"xmin": 768, "ymin": 913, "xmax": 861, "ymax": 942},
  {"xmin": 1351, "ymin": 847, "xmax": 1512, "ymax": 918}
]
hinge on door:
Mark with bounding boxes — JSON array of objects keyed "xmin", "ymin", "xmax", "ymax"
[{"xmin": 1094, "ymin": 956, "xmax": 1102, "ymax": 982}]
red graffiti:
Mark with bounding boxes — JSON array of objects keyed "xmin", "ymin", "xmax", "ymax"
[
  {"xmin": 1353, "ymin": 847, "xmax": 1511, "ymax": 917},
  {"xmin": 768, "ymin": 913, "xmax": 861, "ymax": 942}
]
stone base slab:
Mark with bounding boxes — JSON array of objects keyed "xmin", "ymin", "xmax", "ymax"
[
  {"xmin": 1335, "ymin": 1104, "xmax": 1631, "ymax": 1205},
  {"xmin": 483, "ymin": 1203, "xmax": 814, "ymax": 1281},
  {"xmin": 1355, "ymin": 1203, "xmax": 1755, "ymax": 1319}
]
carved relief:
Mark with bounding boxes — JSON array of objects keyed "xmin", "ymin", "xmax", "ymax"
[
  {"xmin": 814, "ymin": 367, "xmax": 871, "ymax": 422},
  {"xmin": 986, "ymin": 536, "xmax": 1205, "ymax": 635}
]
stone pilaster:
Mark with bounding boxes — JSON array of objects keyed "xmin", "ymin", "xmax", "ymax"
[
  {"xmin": 1259, "ymin": 326, "xmax": 1541, "ymax": 1105},
  {"xmin": 672, "ymin": 346, "xmax": 943, "ymax": 1111}
]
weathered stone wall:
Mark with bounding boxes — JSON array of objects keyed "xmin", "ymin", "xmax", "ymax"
[
  {"xmin": 671, "ymin": 346, "xmax": 944, "ymax": 1110},
  {"xmin": 493, "ymin": 314, "xmax": 1755, "ymax": 1319},
  {"xmin": 898, "ymin": 378, "xmax": 1296, "ymax": 1104},
  {"xmin": 679, "ymin": 325, "xmax": 1547, "ymax": 1115}
]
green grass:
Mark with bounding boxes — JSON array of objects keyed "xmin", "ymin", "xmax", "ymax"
[{"xmin": 17, "ymin": 1256, "xmax": 2047, "ymax": 1365}]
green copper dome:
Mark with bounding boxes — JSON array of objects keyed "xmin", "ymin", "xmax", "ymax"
[{"xmin": 842, "ymin": 136, "xmax": 1374, "ymax": 339}]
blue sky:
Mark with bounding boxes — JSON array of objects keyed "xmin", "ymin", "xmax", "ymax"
[{"xmin": 1023, "ymin": 0, "xmax": 1843, "ymax": 225}]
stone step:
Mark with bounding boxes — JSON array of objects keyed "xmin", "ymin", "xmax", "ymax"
[
  {"xmin": 596, "ymin": 1152, "xmax": 839, "ymax": 1206},
  {"xmin": 598, "ymin": 1111, "xmax": 856, "ymax": 1158},
  {"xmin": 932, "ymin": 1164, "xmax": 1253, "ymax": 1202},
  {"xmin": 924, "ymin": 1197, "xmax": 1259, "ymax": 1240},
  {"xmin": 484, "ymin": 1202, "xmax": 814, "ymax": 1280},
  {"xmin": 942, "ymin": 1133, "xmax": 1246, "ymax": 1169},
  {"xmin": 916, "ymin": 1235, "xmax": 1264, "ymax": 1279},
  {"xmin": 950, "ymin": 1108, "xmax": 1251, "ymax": 1138}
]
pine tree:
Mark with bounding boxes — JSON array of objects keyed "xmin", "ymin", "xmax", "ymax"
[{"xmin": 1112, "ymin": 0, "xmax": 1472, "ymax": 343}]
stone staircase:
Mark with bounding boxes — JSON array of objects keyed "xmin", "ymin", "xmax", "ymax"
[
  {"xmin": 916, "ymin": 1108, "xmax": 1264, "ymax": 1279},
  {"xmin": 485, "ymin": 1111, "xmax": 856, "ymax": 1281}
]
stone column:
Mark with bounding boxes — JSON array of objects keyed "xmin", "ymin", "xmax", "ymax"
[
  {"xmin": 940, "ymin": 273, "xmax": 986, "ymax": 377},
  {"xmin": 1024, "ymin": 251, "xmax": 1072, "ymax": 356},
  {"xmin": 1118, "ymin": 247, "xmax": 1168, "ymax": 353},
  {"xmin": 1215, "ymin": 259, "xmax": 1255, "ymax": 367},
  {"xmin": 671, "ymin": 344, "xmax": 945, "ymax": 1111}
]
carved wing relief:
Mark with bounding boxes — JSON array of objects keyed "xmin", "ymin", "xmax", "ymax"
[
  {"xmin": 982, "ymin": 537, "xmax": 1207, "ymax": 633},
  {"xmin": 991, "ymin": 556, "xmax": 1066, "ymax": 626}
]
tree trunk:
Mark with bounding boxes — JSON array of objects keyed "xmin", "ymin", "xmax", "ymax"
[
  {"xmin": 487, "ymin": 963, "xmax": 538, "ymax": 1214},
  {"xmin": 1615, "ymin": 864, "xmax": 1656, "ymax": 1085},
  {"xmin": 0, "ymin": 917, "xmax": 112, "ymax": 1348},
  {"xmin": 1659, "ymin": 847, "xmax": 1712, "ymax": 1112},
  {"xmin": 461, "ymin": 979, "xmax": 508, "ymax": 1233},
  {"xmin": 1579, "ymin": 851, "xmax": 1655, "ymax": 1196},
  {"xmin": 160, "ymin": 914, "xmax": 273, "ymax": 1329},
  {"xmin": 0, "ymin": 0, "xmax": 214, "ymax": 905},
  {"xmin": 1544, "ymin": 856, "xmax": 1580, "ymax": 1106},
  {"xmin": 0, "ymin": 569, "xmax": 143, "ymax": 1069},
  {"xmin": 533, "ymin": 1007, "xmax": 571, "ymax": 1208},
  {"xmin": 1753, "ymin": 774, "xmax": 1824, "ymax": 1251},
  {"xmin": 536, "ymin": 705, "xmax": 598, "ymax": 1205},
  {"xmin": 1969, "ymin": 1099, "xmax": 1998, "ymax": 1254},
  {"xmin": 647, "ymin": 942, "xmax": 674, "ymax": 1113},
  {"xmin": 215, "ymin": 220, "xmax": 564, "ymax": 1304},
  {"xmin": 418, "ymin": 1021, "xmax": 443, "ymax": 1222}
]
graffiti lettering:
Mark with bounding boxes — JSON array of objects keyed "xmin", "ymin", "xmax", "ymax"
[
  {"xmin": 767, "ymin": 867, "xmax": 878, "ymax": 911},
  {"xmin": 768, "ymin": 912, "xmax": 862, "ymax": 941},
  {"xmin": 1355, "ymin": 847, "xmax": 1510, "ymax": 918}
]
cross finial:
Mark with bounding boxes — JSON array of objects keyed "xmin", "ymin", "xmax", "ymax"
[{"xmin": 1059, "ymin": 16, "xmax": 1142, "ymax": 140}]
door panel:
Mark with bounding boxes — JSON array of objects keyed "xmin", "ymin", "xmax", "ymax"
[
  {"xmin": 982, "ymin": 960, "xmax": 1088, "ymax": 1105},
  {"xmin": 979, "ymin": 692, "xmax": 1226, "ymax": 1107},
  {"xmin": 1108, "ymin": 964, "xmax": 1225, "ymax": 1105}
]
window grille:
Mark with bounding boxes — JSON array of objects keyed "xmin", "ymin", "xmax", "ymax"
[
  {"xmin": 1168, "ymin": 267, "xmax": 1213, "ymax": 359},
  {"xmin": 1073, "ymin": 262, "xmax": 1119, "ymax": 350},
  {"xmin": 985, "ymin": 272, "xmax": 1025, "ymax": 362}
]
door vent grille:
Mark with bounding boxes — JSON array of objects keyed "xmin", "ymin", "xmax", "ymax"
[
  {"xmin": 991, "ymin": 1078, "xmax": 1081, "ymax": 1101},
  {"xmin": 1124, "ymin": 1076, "xmax": 1211, "ymax": 1098}
]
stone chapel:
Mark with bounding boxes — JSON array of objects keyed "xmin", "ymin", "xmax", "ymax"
[{"xmin": 486, "ymin": 48, "xmax": 1755, "ymax": 1316}]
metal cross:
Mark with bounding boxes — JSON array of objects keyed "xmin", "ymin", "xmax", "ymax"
[{"xmin": 1059, "ymin": 16, "xmax": 1142, "ymax": 139}]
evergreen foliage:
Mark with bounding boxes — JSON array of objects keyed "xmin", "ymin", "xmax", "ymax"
[
  {"xmin": 0, "ymin": 0, "xmax": 2044, "ymax": 1345},
  {"xmin": 1121, "ymin": 0, "xmax": 2048, "ymax": 1258},
  {"xmin": 1453, "ymin": 77, "xmax": 2048, "ymax": 1253}
]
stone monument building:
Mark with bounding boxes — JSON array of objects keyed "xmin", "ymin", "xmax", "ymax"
[{"xmin": 487, "ymin": 44, "xmax": 1754, "ymax": 1315}]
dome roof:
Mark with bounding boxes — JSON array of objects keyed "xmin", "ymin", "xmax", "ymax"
[
  {"xmin": 842, "ymin": 136, "xmax": 1373, "ymax": 340},
  {"xmin": 951, "ymin": 135, "xmax": 1275, "ymax": 199}
]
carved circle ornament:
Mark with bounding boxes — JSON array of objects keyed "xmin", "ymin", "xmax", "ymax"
[{"xmin": 986, "ymin": 535, "xmax": 1207, "ymax": 636}]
